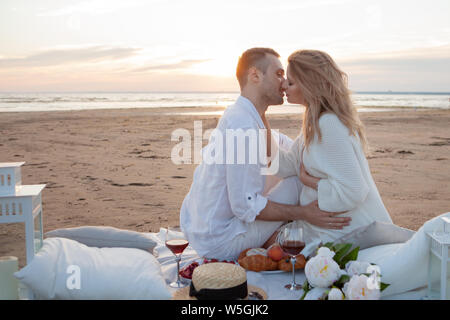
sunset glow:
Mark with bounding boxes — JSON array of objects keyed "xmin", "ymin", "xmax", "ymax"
[{"xmin": 1, "ymin": 0, "xmax": 449, "ymax": 92}]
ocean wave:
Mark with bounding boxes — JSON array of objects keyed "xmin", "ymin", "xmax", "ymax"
[{"xmin": 0, "ymin": 92, "xmax": 449, "ymax": 112}]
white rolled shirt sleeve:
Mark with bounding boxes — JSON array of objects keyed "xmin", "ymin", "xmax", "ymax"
[{"xmin": 226, "ymin": 164, "xmax": 268, "ymax": 223}]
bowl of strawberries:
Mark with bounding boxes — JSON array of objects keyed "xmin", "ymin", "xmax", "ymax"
[{"xmin": 179, "ymin": 258, "xmax": 237, "ymax": 280}]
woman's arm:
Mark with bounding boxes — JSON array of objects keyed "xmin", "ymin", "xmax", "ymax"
[
  {"xmin": 299, "ymin": 160, "xmax": 320, "ymax": 190},
  {"xmin": 272, "ymin": 135, "xmax": 302, "ymax": 178}
]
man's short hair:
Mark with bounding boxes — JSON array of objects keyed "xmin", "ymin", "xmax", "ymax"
[{"xmin": 236, "ymin": 47, "xmax": 280, "ymax": 89}]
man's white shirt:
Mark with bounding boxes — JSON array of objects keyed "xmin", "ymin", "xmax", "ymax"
[{"xmin": 180, "ymin": 96, "xmax": 274, "ymax": 258}]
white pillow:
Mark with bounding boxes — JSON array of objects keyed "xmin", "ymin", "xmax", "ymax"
[
  {"xmin": 358, "ymin": 243, "xmax": 403, "ymax": 264},
  {"xmin": 14, "ymin": 238, "xmax": 171, "ymax": 300},
  {"xmin": 357, "ymin": 212, "xmax": 450, "ymax": 298},
  {"xmin": 45, "ymin": 226, "xmax": 157, "ymax": 254},
  {"xmin": 335, "ymin": 221, "xmax": 415, "ymax": 250}
]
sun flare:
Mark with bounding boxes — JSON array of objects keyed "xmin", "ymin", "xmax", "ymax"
[{"xmin": 187, "ymin": 57, "xmax": 237, "ymax": 78}]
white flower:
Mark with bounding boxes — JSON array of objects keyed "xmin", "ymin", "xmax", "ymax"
[
  {"xmin": 317, "ymin": 246, "xmax": 335, "ymax": 259},
  {"xmin": 342, "ymin": 274, "xmax": 381, "ymax": 300},
  {"xmin": 328, "ymin": 287, "xmax": 344, "ymax": 300},
  {"xmin": 305, "ymin": 247, "xmax": 341, "ymax": 288},
  {"xmin": 345, "ymin": 261, "xmax": 372, "ymax": 276},
  {"xmin": 304, "ymin": 287, "xmax": 328, "ymax": 300}
]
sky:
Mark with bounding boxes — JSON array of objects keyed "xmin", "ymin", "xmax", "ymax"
[{"xmin": 0, "ymin": 0, "xmax": 449, "ymax": 92}]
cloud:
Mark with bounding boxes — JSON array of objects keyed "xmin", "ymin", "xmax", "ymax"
[
  {"xmin": 132, "ymin": 59, "xmax": 212, "ymax": 73},
  {"xmin": 337, "ymin": 45, "xmax": 450, "ymax": 91},
  {"xmin": 339, "ymin": 44, "xmax": 450, "ymax": 73},
  {"xmin": 0, "ymin": 46, "xmax": 141, "ymax": 68}
]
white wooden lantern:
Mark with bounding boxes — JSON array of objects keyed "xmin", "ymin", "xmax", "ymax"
[
  {"xmin": 0, "ymin": 162, "xmax": 24, "ymax": 196},
  {"xmin": 0, "ymin": 162, "xmax": 45, "ymax": 264},
  {"xmin": 427, "ymin": 216, "xmax": 450, "ymax": 300}
]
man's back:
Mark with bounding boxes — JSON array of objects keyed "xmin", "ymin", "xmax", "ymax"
[{"xmin": 180, "ymin": 96, "xmax": 269, "ymax": 258}]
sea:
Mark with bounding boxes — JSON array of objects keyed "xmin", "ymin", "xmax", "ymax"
[{"xmin": 0, "ymin": 92, "xmax": 449, "ymax": 114}]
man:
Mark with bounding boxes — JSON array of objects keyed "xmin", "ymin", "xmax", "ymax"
[{"xmin": 180, "ymin": 48, "xmax": 350, "ymax": 260}]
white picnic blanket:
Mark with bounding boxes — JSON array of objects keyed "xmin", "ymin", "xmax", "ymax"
[{"xmin": 148, "ymin": 228, "xmax": 432, "ymax": 300}]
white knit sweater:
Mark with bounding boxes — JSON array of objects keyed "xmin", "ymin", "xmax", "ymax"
[{"xmin": 276, "ymin": 113, "xmax": 393, "ymax": 242}]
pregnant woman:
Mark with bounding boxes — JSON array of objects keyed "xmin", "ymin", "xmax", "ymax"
[
  {"xmin": 276, "ymin": 49, "xmax": 450, "ymax": 298},
  {"xmin": 275, "ymin": 49, "xmax": 393, "ymax": 243}
]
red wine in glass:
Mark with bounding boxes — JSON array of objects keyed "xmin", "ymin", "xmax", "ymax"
[
  {"xmin": 281, "ymin": 240, "xmax": 305, "ymax": 256},
  {"xmin": 166, "ymin": 226, "xmax": 189, "ymax": 288},
  {"xmin": 277, "ymin": 222, "xmax": 304, "ymax": 290},
  {"xmin": 165, "ymin": 239, "xmax": 189, "ymax": 255}
]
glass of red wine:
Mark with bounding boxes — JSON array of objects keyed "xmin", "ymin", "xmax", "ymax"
[
  {"xmin": 165, "ymin": 226, "xmax": 189, "ymax": 288},
  {"xmin": 277, "ymin": 221, "xmax": 305, "ymax": 290}
]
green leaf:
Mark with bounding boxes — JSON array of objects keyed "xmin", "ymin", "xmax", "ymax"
[
  {"xmin": 333, "ymin": 243, "xmax": 349, "ymax": 252},
  {"xmin": 339, "ymin": 246, "xmax": 360, "ymax": 268},
  {"xmin": 334, "ymin": 274, "xmax": 351, "ymax": 289},
  {"xmin": 299, "ymin": 279, "xmax": 311, "ymax": 300},
  {"xmin": 380, "ymin": 282, "xmax": 390, "ymax": 292},
  {"xmin": 300, "ymin": 292, "xmax": 307, "ymax": 300},
  {"xmin": 323, "ymin": 242, "xmax": 334, "ymax": 249},
  {"xmin": 333, "ymin": 243, "xmax": 353, "ymax": 264}
]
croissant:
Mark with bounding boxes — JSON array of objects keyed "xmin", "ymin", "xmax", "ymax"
[
  {"xmin": 238, "ymin": 248, "xmax": 278, "ymax": 272},
  {"xmin": 277, "ymin": 254, "xmax": 306, "ymax": 272}
]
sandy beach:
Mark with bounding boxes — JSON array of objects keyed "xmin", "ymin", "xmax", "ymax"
[{"xmin": 1, "ymin": 107, "xmax": 449, "ymax": 267}]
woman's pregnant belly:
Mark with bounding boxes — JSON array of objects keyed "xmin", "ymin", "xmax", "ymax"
[{"xmin": 300, "ymin": 186, "xmax": 318, "ymax": 206}]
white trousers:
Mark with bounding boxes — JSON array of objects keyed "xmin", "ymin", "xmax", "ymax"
[{"xmin": 205, "ymin": 176, "xmax": 303, "ymax": 260}]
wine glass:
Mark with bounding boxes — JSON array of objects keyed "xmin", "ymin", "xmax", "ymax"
[
  {"xmin": 165, "ymin": 226, "xmax": 189, "ymax": 288},
  {"xmin": 277, "ymin": 221, "xmax": 305, "ymax": 290}
]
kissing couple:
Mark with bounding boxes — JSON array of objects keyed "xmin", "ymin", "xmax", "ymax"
[
  {"xmin": 179, "ymin": 47, "xmax": 393, "ymax": 260},
  {"xmin": 177, "ymin": 47, "xmax": 450, "ymax": 299}
]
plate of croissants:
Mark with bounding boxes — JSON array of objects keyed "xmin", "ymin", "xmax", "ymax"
[
  {"xmin": 237, "ymin": 244, "xmax": 306, "ymax": 273},
  {"xmin": 179, "ymin": 242, "xmax": 311, "ymax": 279}
]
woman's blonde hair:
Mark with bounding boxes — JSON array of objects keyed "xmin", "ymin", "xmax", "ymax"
[{"xmin": 288, "ymin": 49, "xmax": 368, "ymax": 152}]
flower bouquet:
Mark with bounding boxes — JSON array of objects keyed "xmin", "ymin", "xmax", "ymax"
[{"xmin": 300, "ymin": 242, "xmax": 389, "ymax": 300}]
